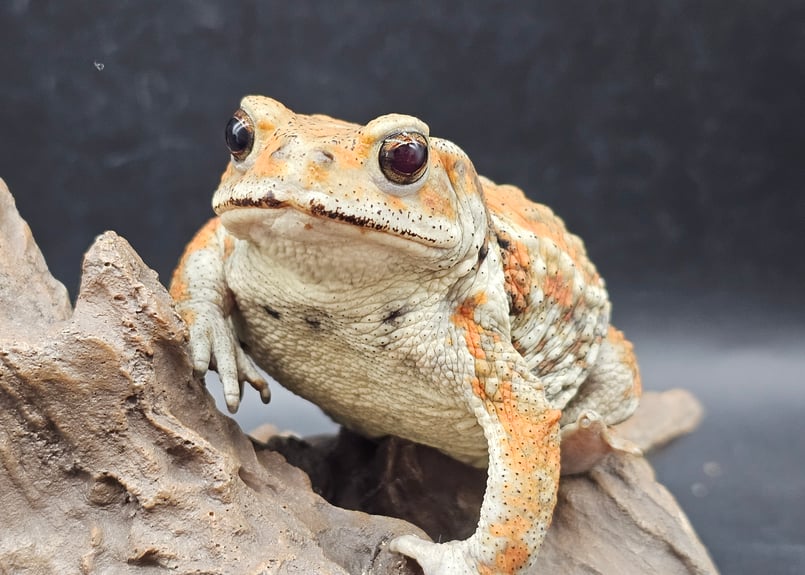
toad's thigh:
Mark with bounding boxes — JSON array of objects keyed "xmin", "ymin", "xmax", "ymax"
[{"xmin": 560, "ymin": 326, "xmax": 641, "ymax": 427}]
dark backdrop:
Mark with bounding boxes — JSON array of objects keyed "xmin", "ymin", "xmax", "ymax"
[{"xmin": 1, "ymin": 2, "xmax": 803, "ymax": 574}]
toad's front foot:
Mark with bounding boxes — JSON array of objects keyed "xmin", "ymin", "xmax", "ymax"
[
  {"xmin": 390, "ymin": 535, "xmax": 483, "ymax": 575},
  {"xmin": 178, "ymin": 301, "xmax": 270, "ymax": 412}
]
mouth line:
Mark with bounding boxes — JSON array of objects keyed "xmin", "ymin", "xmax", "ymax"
[
  {"xmin": 216, "ymin": 191, "xmax": 289, "ymax": 211},
  {"xmin": 217, "ymin": 192, "xmax": 440, "ymax": 245}
]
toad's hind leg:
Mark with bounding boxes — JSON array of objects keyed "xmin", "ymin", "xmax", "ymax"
[
  {"xmin": 391, "ymin": 372, "xmax": 561, "ymax": 574},
  {"xmin": 562, "ymin": 325, "xmax": 641, "ymax": 426},
  {"xmin": 559, "ymin": 326, "xmax": 642, "ymax": 474}
]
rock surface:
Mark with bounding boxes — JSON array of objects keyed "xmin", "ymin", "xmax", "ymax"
[
  {"xmin": 0, "ymin": 179, "xmax": 421, "ymax": 575},
  {"xmin": 0, "ymin": 178, "xmax": 718, "ymax": 574}
]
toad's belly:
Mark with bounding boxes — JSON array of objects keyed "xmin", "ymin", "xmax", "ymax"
[{"xmin": 235, "ymin": 301, "xmax": 491, "ymax": 467}]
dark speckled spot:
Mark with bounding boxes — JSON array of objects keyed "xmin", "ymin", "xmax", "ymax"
[
  {"xmin": 478, "ymin": 239, "xmax": 489, "ymax": 265},
  {"xmin": 382, "ymin": 308, "xmax": 405, "ymax": 324},
  {"xmin": 496, "ymin": 233, "xmax": 511, "ymax": 251},
  {"xmin": 263, "ymin": 305, "xmax": 281, "ymax": 320}
]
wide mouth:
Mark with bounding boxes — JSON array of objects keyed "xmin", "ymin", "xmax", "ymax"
[
  {"xmin": 215, "ymin": 184, "xmax": 446, "ymax": 251},
  {"xmin": 214, "ymin": 188, "xmax": 290, "ymax": 213}
]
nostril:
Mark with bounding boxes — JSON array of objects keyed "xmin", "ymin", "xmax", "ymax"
[
  {"xmin": 270, "ymin": 143, "xmax": 288, "ymax": 159},
  {"xmin": 313, "ymin": 149, "xmax": 335, "ymax": 164}
]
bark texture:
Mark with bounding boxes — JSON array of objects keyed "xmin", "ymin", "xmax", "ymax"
[
  {"xmin": 0, "ymin": 179, "xmax": 717, "ymax": 574},
  {"xmin": 266, "ymin": 390, "xmax": 715, "ymax": 575}
]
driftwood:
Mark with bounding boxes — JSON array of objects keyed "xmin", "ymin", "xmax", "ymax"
[{"xmin": 0, "ymin": 179, "xmax": 718, "ymax": 574}]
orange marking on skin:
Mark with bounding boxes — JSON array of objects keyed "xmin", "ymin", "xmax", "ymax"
[
  {"xmin": 251, "ymin": 146, "xmax": 289, "ymax": 178},
  {"xmin": 169, "ymin": 218, "xmax": 222, "ymax": 303},
  {"xmin": 452, "ymin": 289, "xmax": 560, "ymax": 573},
  {"xmin": 256, "ymin": 119, "xmax": 275, "ymax": 132},
  {"xmin": 175, "ymin": 307, "xmax": 196, "ymax": 326},
  {"xmin": 490, "ymin": 535, "xmax": 531, "ymax": 573},
  {"xmin": 386, "ymin": 193, "xmax": 406, "ymax": 211},
  {"xmin": 218, "ymin": 162, "xmax": 237, "ymax": 186},
  {"xmin": 485, "ymin": 380, "xmax": 561, "ymax": 574},
  {"xmin": 329, "ymin": 145, "xmax": 367, "ymax": 171},
  {"xmin": 471, "ymin": 377, "xmax": 485, "ymax": 400},
  {"xmin": 183, "ymin": 218, "xmax": 221, "ymax": 255},
  {"xmin": 499, "ymin": 231, "xmax": 532, "ymax": 314},
  {"xmin": 542, "ymin": 273, "xmax": 574, "ymax": 308},
  {"xmin": 491, "ymin": 382, "xmax": 561, "ymax": 462},
  {"xmin": 417, "ymin": 186, "xmax": 455, "ymax": 219},
  {"xmin": 169, "ymin": 275, "xmax": 188, "ymax": 303},
  {"xmin": 222, "ymin": 234, "xmax": 235, "ymax": 260},
  {"xmin": 303, "ymin": 112, "xmax": 373, "ymax": 170},
  {"xmin": 451, "ymin": 292, "xmax": 489, "ymax": 361},
  {"xmin": 485, "ymin": 182, "xmax": 599, "ymax": 285},
  {"xmin": 308, "ymin": 159, "xmax": 330, "ymax": 185}
]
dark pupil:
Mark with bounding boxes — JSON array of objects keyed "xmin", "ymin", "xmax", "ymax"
[
  {"xmin": 225, "ymin": 116, "xmax": 251, "ymax": 154},
  {"xmin": 389, "ymin": 141, "xmax": 427, "ymax": 175}
]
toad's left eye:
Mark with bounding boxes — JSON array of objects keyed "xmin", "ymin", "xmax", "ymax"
[
  {"xmin": 378, "ymin": 132, "xmax": 428, "ymax": 185},
  {"xmin": 225, "ymin": 109, "xmax": 254, "ymax": 161}
]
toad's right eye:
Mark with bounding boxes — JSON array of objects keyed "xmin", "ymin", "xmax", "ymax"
[
  {"xmin": 378, "ymin": 131, "xmax": 428, "ymax": 185},
  {"xmin": 225, "ymin": 109, "xmax": 254, "ymax": 161}
]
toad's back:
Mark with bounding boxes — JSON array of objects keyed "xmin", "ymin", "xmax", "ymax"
[{"xmin": 480, "ymin": 176, "xmax": 612, "ymax": 413}]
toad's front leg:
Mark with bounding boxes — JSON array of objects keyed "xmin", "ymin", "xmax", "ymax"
[
  {"xmin": 170, "ymin": 217, "xmax": 270, "ymax": 412},
  {"xmin": 391, "ymin": 370, "xmax": 561, "ymax": 574}
]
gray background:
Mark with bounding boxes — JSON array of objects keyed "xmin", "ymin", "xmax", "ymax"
[{"xmin": 1, "ymin": 2, "xmax": 803, "ymax": 573}]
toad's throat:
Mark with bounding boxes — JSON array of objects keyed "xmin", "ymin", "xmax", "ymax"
[{"xmin": 217, "ymin": 193, "xmax": 440, "ymax": 245}]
